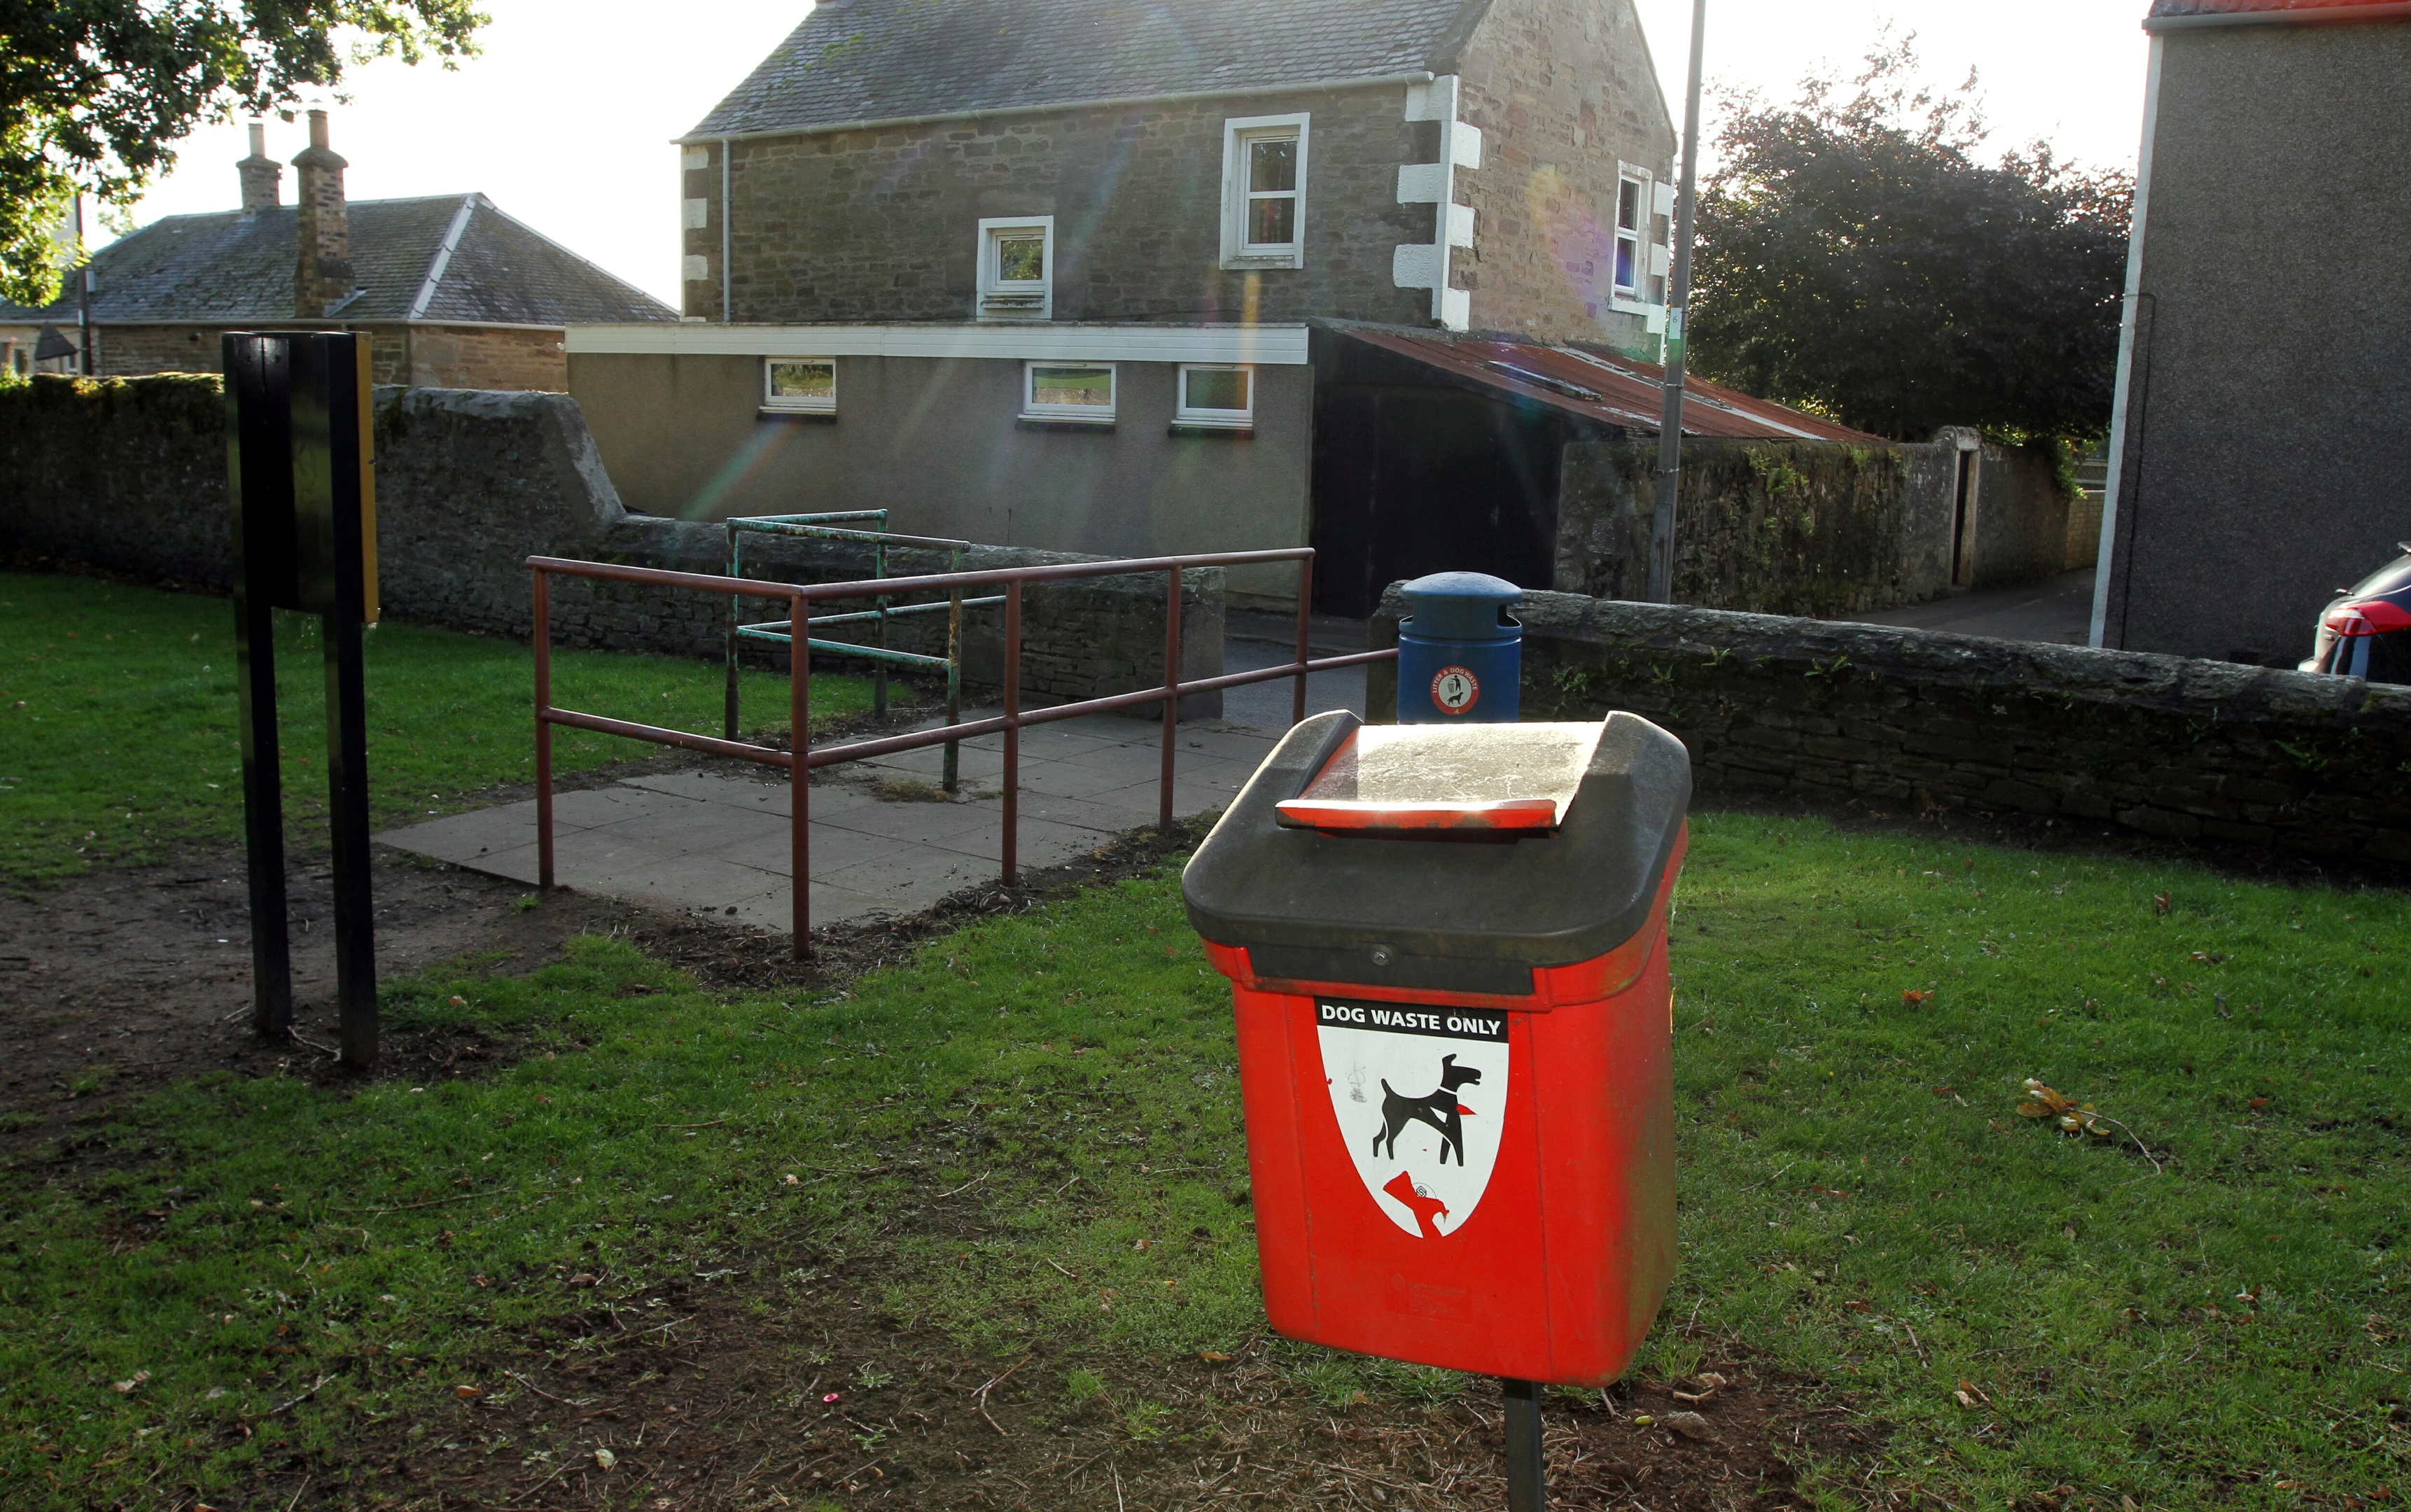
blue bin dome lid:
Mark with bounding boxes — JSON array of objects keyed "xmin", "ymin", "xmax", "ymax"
[
  {"xmin": 1402, "ymin": 571, "xmax": 1523, "ymax": 606},
  {"xmin": 1400, "ymin": 572, "xmax": 1523, "ymax": 641}
]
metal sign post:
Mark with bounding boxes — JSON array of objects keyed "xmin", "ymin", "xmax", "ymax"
[{"xmin": 223, "ymin": 331, "xmax": 382, "ymax": 1070}]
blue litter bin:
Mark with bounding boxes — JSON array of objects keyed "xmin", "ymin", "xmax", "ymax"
[{"xmin": 1397, "ymin": 572, "xmax": 1523, "ymax": 723}]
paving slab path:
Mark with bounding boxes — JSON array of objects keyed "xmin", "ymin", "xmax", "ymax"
[{"xmin": 382, "ymin": 710, "xmax": 1306, "ymax": 932}]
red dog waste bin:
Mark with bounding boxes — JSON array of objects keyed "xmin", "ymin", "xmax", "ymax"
[{"xmin": 1182, "ymin": 710, "xmax": 1691, "ymax": 1388}]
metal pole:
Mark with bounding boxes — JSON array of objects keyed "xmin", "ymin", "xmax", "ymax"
[
  {"xmin": 872, "ymin": 536, "xmax": 889, "ymax": 720},
  {"xmin": 1502, "ymin": 1378, "xmax": 1546, "ymax": 1512},
  {"xmin": 534, "ymin": 569, "xmax": 555, "ymax": 890},
  {"xmin": 791, "ymin": 591, "xmax": 811, "ymax": 958},
  {"xmin": 1647, "ymin": 0, "xmax": 1710, "ymax": 606},
  {"xmin": 74, "ymin": 192, "xmax": 92, "ymax": 377},
  {"xmin": 943, "ymin": 570, "xmax": 963, "ymax": 794},
  {"xmin": 1293, "ymin": 556, "xmax": 1314, "ymax": 729},
  {"xmin": 724, "ymin": 524, "xmax": 741, "ymax": 741},
  {"xmin": 1001, "ymin": 581, "xmax": 1021, "ymax": 888},
  {"xmin": 1160, "ymin": 566, "xmax": 1182, "ymax": 832},
  {"xmin": 225, "ymin": 332, "xmax": 293, "ymax": 1041}
]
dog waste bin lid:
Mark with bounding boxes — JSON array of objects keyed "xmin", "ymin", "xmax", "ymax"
[
  {"xmin": 1184, "ymin": 710, "xmax": 1691, "ymax": 975},
  {"xmin": 1273, "ymin": 721, "xmax": 1597, "ymax": 833}
]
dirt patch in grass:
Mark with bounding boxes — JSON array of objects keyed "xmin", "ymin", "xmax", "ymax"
[
  {"xmin": 318, "ymin": 1268, "xmax": 1869, "ymax": 1511},
  {"xmin": 0, "ymin": 738, "xmax": 1211, "ymax": 1163}
]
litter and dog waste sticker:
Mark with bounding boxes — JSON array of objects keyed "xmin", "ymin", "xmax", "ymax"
[
  {"xmin": 1430, "ymin": 666, "xmax": 1481, "ymax": 716},
  {"xmin": 1316, "ymin": 998, "xmax": 1509, "ymax": 1238}
]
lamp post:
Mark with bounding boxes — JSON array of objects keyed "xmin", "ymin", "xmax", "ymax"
[{"xmin": 1647, "ymin": 0, "xmax": 1709, "ymax": 606}]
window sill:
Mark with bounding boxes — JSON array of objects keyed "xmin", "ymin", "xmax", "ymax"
[
  {"xmin": 758, "ymin": 407, "xmax": 837, "ymax": 421},
  {"xmin": 1220, "ymin": 251, "xmax": 1303, "ymax": 272},
  {"xmin": 1016, "ymin": 416, "xmax": 1116, "ymax": 433},
  {"xmin": 1168, "ymin": 421, "xmax": 1253, "ymax": 439}
]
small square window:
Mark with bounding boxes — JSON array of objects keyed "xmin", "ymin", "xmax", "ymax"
[
  {"xmin": 1175, "ymin": 364, "xmax": 1253, "ymax": 429},
  {"xmin": 762, "ymin": 358, "xmax": 836, "ymax": 414},
  {"xmin": 1221, "ymin": 114, "xmax": 1309, "ymax": 270},
  {"xmin": 978, "ymin": 216, "xmax": 1054, "ymax": 321},
  {"xmin": 1022, "ymin": 362, "xmax": 1115, "ymax": 424}
]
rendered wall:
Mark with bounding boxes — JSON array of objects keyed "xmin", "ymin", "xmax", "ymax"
[
  {"xmin": 1367, "ymin": 586, "xmax": 2411, "ymax": 864},
  {"xmin": 2101, "ymin": 21, "xmax": 2411, "ymax": 664},
  {"xmin": 567, "ymin": 351, "xmax": 1313, "ymax": 604}
]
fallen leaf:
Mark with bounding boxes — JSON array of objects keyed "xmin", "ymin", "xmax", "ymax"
[
  {"xmin": 1953, "ymin": 1389, "xmax": 1978, "ymax": 1409},
  {"xmin": 593, "ymin": 1448, "xmax": 617, "ymax": 1471},
  {"xmin": 2153, "ymin": 892, "xmax": 2172, "ymax": 915},
  {"xmin": 1662, "ymin": 1410, "xmax": 1716, "ymax": 1441},
  {"xmin": 567, "ymin": 1273, "xmax": 598, "ymax": 1288},
  {"xmin": 1695, "ymin": 1372, "xmax": 1729, "ymax": 1392},
  {"xmin": 111, "ymin": 1371, "xmax": 151, "ymax": 1394},
  {"xmin": 1903, "ymin": 989, "xmax": 1934, "ymax": 1005},
  {"xmin": 2249, "ymin": 1098, "xmax": 2270, "ymax": 1112},
  {"xmin": 454, "ymin": 1385, "xmax": 482, "ymax": 1400},
  {"xmin": 782, "ymin": 1173, "xmax": 799, "ymax": 1185},
  {"xmin": 1199, "ymin": 1351, "xmax": 1233, "ymax": 1364}
]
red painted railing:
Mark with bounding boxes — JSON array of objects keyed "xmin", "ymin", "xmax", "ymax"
[{"xmin": 528, "ymin": 549, "xmax": 1393, "ymax": 958}]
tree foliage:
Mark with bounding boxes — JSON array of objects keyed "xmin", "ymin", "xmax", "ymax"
[
  {"xmin": 0, "ymin": 0, "xmax": 485, "ymax": 307},
  {"xmin": 1688, "ymin": 42, "xmax": 2132, "ymax": 444}
]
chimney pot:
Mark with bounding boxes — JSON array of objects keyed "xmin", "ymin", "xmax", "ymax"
[
  {"xmin": 237, "ymin": 120, "xmax": 281, "ymax": 216},
  {"xmin": 291, "ymin": 110, "xmax": 354, "ymax": 318}
]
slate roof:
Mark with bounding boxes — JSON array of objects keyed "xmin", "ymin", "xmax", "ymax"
[
  {"xmin": 688, "ymin": 0, "xmax": 1490, "ymax": 140},
  {"xmin": 2148, "ymin": 0, "xmax": 2407, "ymax": 13},
  {"xmin": 0, "ymin": 195, "xmax": 676, "ymax": 328}
]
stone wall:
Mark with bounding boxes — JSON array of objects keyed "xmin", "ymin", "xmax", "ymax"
[
  {"xmin": 1457, "ymin": 0, "xmax": 1676, "ymax": 353},
  {"xmin": 1366, "ymin": 585, "xmax": 2411, "ymax": 863},
  {"xmin": 1554, "ymin": 437, "xmax": 1948, "ymax": 616},
  {"xmin": 85, "ymin": 324, "xmax": 562, "ymax": 391},
  {"xmin": 687, "ymin": 86, "xmax": 1434, "ymax": 326},
  {"xmin": 0, "ymin": 372, "xmax": 1224, "ymax": 713},
  {"xmin": 1555, "ymin": 434, "xmax": 2086, "ymax": 616}
]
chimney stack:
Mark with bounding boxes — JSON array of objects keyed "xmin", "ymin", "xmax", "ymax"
[
  {"xmin": 291, "ymin": 110, "xmax": 354, "ymax": 318},
  {"xmin": 237, "ymin": 122, "xmax": 281, "ymax": 214}
]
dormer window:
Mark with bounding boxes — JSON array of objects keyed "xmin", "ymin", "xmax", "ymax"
[
  {"xmin": 977, "ymin": 216, "xmax": 1054, "ymax": 320},
  {"xmin": 1221, "ymin": 115, "xmax": 1310, "ymax": 270}
]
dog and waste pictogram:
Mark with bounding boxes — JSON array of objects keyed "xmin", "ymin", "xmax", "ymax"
[{"xmin": 1184, "ymin": 708, "xmax": 1693, "ymax": 1507}]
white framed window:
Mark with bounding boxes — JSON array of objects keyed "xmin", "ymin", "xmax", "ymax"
[
  {"xmin": 762, "ymin": 357, "xmax": 836, "ymax": 414},
  {"xmin": 1613, "ymin": 165, "xmax": 1649, "ymax": 302},
  {"xmin": 1174, "ymin": 363, "xmax": 1254, "ymax": 430},
  {"xmin": 977, "ymin": 216, "xmax": 1054, "ymax": 320},
  {"xmin": 1220, "ymin": 114, "xmax": 1310, "ymax": 269},
  {"xmin": 1021, "ymin": 361, "xmax": 1115, "ymax": 424}
]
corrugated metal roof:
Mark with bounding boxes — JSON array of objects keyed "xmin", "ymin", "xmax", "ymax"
[
  {"xmin": 688, "ymin": 0, "xmax": 1486, "ymax": 140},
  {"xmin": 0, "ymin": 196, "xmax": 677, "ymax": 328},
  {"xmin": 2150, "ymin": 0, "xmax": 2407, "ymax": 15},
  {"xmin": 1330, "ymin": 324, "xmax": 1886, "ymax": 443}
]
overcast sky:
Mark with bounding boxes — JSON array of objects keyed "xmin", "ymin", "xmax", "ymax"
[{"xmin": 116, "ymin": 0, "xmax": 2153, "ymax": 308}]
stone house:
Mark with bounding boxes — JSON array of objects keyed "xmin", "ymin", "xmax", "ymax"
[
  {"xmin": 0, "ymin": 113, "xmax": 675, "ymax": 391},
  {"xmin": 2092, "ymin": 0, "xmax": 2411, "ymax": 664},
  {"xmin": 568, "ymin": 0, "xmax": 1681, "ymax": 604}
]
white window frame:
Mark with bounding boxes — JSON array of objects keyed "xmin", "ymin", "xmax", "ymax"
[
  {"xmin": 1173, "ymin": 363, "xmax": 1255, "ymax": 430},
  {"xmin": 760, "ymin": 356, "xmax": 837, "ymax": 414},
  {"xmin": 1020, "ymin": 360, "xmax": 1117, "ymax": 425},
  {"xmin": 1220, "ymin": 114, "xmax": 1310, "ymax": 270},
  {"xmin": 1611, "ymin": 162, "xmax": 1651, "ymax": 310},
  {"xmin": 977, "ymin": 216, "xmax": 1054, "ymax": 321}
]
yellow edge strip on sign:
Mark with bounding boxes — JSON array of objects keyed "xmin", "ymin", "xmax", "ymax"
[{"xmin": 356, "ymin": 339, "xmax": 379, "ymax": 625}]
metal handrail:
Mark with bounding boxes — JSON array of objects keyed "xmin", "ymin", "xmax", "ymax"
[{"xmin": 529, "ymin": 546, "xmax": 1386, "ymax": 959}]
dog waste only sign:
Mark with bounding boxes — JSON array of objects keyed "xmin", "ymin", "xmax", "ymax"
[{"xmin": 1316, "ymin": 999, "xmax": 1509, "ymax": 1240}]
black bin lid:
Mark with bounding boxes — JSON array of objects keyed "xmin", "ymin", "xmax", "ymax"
[{"xmin": 1182, "ymin": 710, "xmax": 1691, "ymax": 988}]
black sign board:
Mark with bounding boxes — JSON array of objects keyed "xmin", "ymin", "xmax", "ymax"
[{"xmin": 223, "ymin": 332, "xmax": 382, "ymax": 1068}]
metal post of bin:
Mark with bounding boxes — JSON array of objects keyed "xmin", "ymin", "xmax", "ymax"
[{"xmin": 1502, "ymin": 1378, "xmax": 1545, "ymax": 1511}]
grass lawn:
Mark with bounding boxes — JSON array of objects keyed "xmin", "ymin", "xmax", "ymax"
[
  {"xmin": 2, "ymin": 811, "xmax": 2403, "ymax": 1508},
  {"xmin": 0, "ymin": 572, "xmax": 876, "ymax": 887}
]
